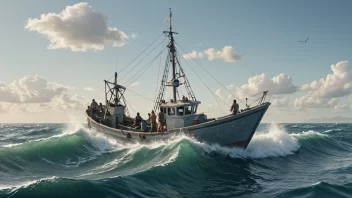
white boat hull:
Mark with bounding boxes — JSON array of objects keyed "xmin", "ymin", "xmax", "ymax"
[{"xmin": 87, "ymin": 102, "xmax": 270, "ymax": 149}]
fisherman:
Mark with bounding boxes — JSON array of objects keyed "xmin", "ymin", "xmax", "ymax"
[
  {"xmin": 106, "ymin": 110, "xmax": 111, "ymax": 117},
  {"xmin": 146, "ymin": 113, "xmax": 151, "ymax": 126},
  {"xmin": 182, "ymin": 95, "xmax": 186, "ymax": 101},
  {"xmin": 150, "ymin": 110, "xmax": 157, "ymax": 132},
  {"xmin": 135, "ymin": 112, "xmax": 142, "ymax": 127},
  {"xmin": 98, "ymin": 103, "xmax": 103, "ymax": 113},
  {"xmin": 158, "ymin": 109, "xmax": 165, "ymax": 132},
  {"xmin": 86, "ymin": 106, "xmax": 91, "ymax": 116},
  {"xmin": 104, "ymin": 110, "xmax": 112, "ymax": 127},
  {"xmin": 230, "ymin": 100, "xmax": 239, "ymax": 115},
  {"xmin": 91, "ymin": 99, "xmax": 98, "ymax": 107},
  {"xmin": 141, "ymin": 120, "xmax": 147, "ymax": 132}
]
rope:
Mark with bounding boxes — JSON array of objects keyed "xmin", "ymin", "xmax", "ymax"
[
  {"xmin": 125, "ymin": 100, "xmax": 136, "ymax": 114},
  {"xmin": 175, "ymin": 42, "xmax": 245, "ymax": 105},
  {"xmin": 118, "ymin": 36, "xmax": 168, "ymax": 82},
  {"xmin": 153, "ymin": 39, "xmax": 164, "ymax": 103},
  {"xmin": 126, "ymin": 89, "xmax": 155, "ymax": 102},
  {"xmin": 178, "ymin": 50, "xmax": 227, "ymax": 114},
  {"xmin": 106, "ymin": 33, "xmax": 164, "ymax": 82},
  {"xmin": 247, "ymin": 92, "xmax": 263, "ymax": 99},
  {"xmin": 125, "ymin": 46, "xmax": 167, "ymax": 87}
]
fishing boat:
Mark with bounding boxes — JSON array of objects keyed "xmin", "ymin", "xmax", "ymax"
[{"xmin": 86, "ymin": 9, "xmax": 270, "ymax": 149}]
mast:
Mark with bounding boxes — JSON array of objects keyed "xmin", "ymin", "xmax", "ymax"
[
  {"xmin": 165, "ymin": 8, "xmax": 177, "ymax": 102},
  {"xmin": 154, "ymin": 9, "xmax": 196, "ymax": 111}
]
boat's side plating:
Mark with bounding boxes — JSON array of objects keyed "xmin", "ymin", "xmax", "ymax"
[
  {"xmin": 87, "ymin": 102, "xmax": 270, "ymax": 148},
  {"xmin": 185, "ymin": 102, "xmax": 270, "ymax": 148}
]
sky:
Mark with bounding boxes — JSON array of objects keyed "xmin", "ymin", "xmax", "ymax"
[{"xmin": 1, "ymin": 0, "xmax": 352, "ymax": 123}]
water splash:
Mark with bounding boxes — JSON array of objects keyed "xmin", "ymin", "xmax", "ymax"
[{"xmin": 198, "ymin": 123, "xmax": 301, "ymax": 158}]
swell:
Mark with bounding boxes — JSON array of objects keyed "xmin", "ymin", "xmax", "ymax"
[
  {"xmin": 1, "ymin": 123, "xmax": 352, "ymax": 197},
  {"xmin": 276, "ymin": 182, "xmax": 352, "ymax": 198}
]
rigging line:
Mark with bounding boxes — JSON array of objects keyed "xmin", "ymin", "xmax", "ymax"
[
  {"xmin": 118, "ymin": 36, "xmax": 168, "ymax": 82},
  {"xmin": 124, "ymin": 100, "xmax": 136, "ymax": 114},
  {"xmin": 178, "ymin": 50, "xmax": 227, "ymax": 114},
  {"xmin": 175, "ymin": 42, "xmax": 245, "ymax": 105},
  {"xmin": 249, "ymin": 97, "xmax": 262, "ymax": 107},
  {"xmin": 115, "ymin": 56, "xmax": 118, "ymax": 74},
  {"xmin": 247, "ymin": 91, "xmax": 264, "ymax": 99},
  {"xmin": 117, "ymin": 33, "xmax": 163, "ymax": 75},
  {"xmin": 106, "ymin": 34, "xmax": 163, "ymax": 82},
  {"xmin": 126, "ymin": 89, "xmax": 155, "ymax": 102},
  {"xmin": 177, "ymin": 50, "xmax": 229, "ymax": 109},
  {"xmin": 153, "ymin": 39, "xmax": 164, "ymax": 103},
  {"xmin": 125, "ymin": 46, "xmax": 167, "ymax": 87}
]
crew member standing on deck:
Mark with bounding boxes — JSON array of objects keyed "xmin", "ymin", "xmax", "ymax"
[
  {"xmin": 91, "ymin": 99, "xmax": 98, "ymax": 107},
  {"xmin": 230, "ymin": 100, "xmax": 239, "ymax": 115},
  {"xmin": 158, "ymin": 109, "xmax": 165, "ymax": 132},
  {"xmin": 150, "ymin": 110, "xmax": 157, "ymax": 132}
]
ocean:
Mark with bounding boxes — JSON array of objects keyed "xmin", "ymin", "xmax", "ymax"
[{"xmin": 0, "ymin": 123, "xmax": 351, "ymax": 198}]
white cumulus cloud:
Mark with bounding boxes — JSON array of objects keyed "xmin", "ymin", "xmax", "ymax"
[
  {"xmin": 84, "ymin": 87, "xmax": 96, "ymax": 92},
  {"xmin": 183, "ymin": 46, "xmax": 242, "ymax": 62},
  {"xmin": 271, "ymin": 97, "xmax": 290, "ymax": 108},
  {"xmin": 0, "ymin": 75, "xmax": 67, "ymax": 103},
  {"xmin": 25, "ymin": 2, "xmax": 129, "ymax": 52},
  {"xmin": 236, "ymin": 73, "xmax": 297, "ymax": 99},
  {"xmin": 300, "ymin": 61, "xmax": 352, "ymax": 98},
  {"xmin": 130, "ymin": 82, "xmax": 140, "ymax": 86},
  {"xmin": 294, "ymin": 96, "xmax": 337, "ymax": 109},
  {"xmin": 131, "ymin": 33, "xmax": 138, "ymax": 39},
  {"xmin": 183, "ymin": 50, "xmax": 205, "ymax": 60}
]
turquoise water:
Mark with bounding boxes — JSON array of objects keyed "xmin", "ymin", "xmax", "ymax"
[{"xmin": 0, "ymin": 123, "xmax": 351, "ymax": 197}]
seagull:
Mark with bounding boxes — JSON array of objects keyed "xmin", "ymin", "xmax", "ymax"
[{"xmin": 299, "ymin": 38, "xmax": 309, "ymax": 44}]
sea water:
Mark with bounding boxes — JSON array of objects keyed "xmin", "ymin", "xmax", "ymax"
[{"xmin": 0, "ymin": 123, "xmax": 351, "ymax": 197}]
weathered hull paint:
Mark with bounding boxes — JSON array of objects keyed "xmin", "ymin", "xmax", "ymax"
[{"xmin": 87, "ymin": 102, "xmax": 270, "ymax": 149}]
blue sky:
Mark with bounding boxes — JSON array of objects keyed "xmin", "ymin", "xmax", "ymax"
[{"xmin": 0, "ymin": 0, "xmax": 352, "ymax": 123}]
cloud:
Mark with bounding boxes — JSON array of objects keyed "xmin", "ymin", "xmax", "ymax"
[
  {"xmin": 226, "ymin": 84, "xmax": 234, "ymax": 90},
  {"xmin": 50, "ymin": 94, "xmax": 87, "ymax": 110},
  {"xmin": 204, "ymin": 46, "xmax": 242, "ymax": 62},
  {"xmin": 183, "ymin": 46, "xmax": 242, "ymax": 62},
  {"xmin": 271, "ymin": 97, "xmax": 290, "ymax": 108},
  {"xmin": 334, "ymin": 104, "xmax": 351, "ymax": 111},
  {"xmin": 293, "ymin": 96, "xmax": 337, "ymax": 109},
  {"xmin": 300, "ymin": 61, "xmax": 352, "ymax": 98},
  {"xmin": 215, "ymin": 89, "xmax": 225, "ymax": 100},
  {"xmin": 0, "ymin": 75, "xmax": 67, "ymax": 103},
  {"xmin": 84, "ymin": 87, "xmax": 96, "ymax": 92},
  {"xmin": 131, "ymin": 33, "xmax": 138, "ymax": 39},
  {"xmin": 130, "ymin": 82, "xmax": 140, "ymax": 86},
  {"xmin": 236, "ymin": 73, "xmax": 297, "ymax": 99},
  {"xmin": 25, "ymin": 2, "xmax": 129, "ymax": 52},
  {"xmin": 183, "ymin": 50, "xmax": 205, "ymax": 60}
]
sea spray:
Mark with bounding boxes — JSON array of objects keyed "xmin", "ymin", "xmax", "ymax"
[{"xmin": 197, "ymin": 123, "xmax": 300, "ymax": 158}]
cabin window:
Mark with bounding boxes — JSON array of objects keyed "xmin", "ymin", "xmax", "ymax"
[
  {"xmin": 160, "ymin": 107, "xmax": 166, "ymax": 114},
  {"xmin": 177, "ymin": 106, "xmax": 184, "ymax": 116},
  {"xmin": 193, "ymin": 105, "xmax": 198, "ymax": 113},
  {"xmin": 185, "ymin": 106, "xmax": 192, "ymax": 115},
  {"xmin": 168, "ymin": 107, "xmax": 175, "ymax": 115}
]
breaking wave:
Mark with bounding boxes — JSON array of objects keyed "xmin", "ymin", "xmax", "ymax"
[{"xmin": 1, "ymin": 122, "xmax": 351, "ymax": 197}]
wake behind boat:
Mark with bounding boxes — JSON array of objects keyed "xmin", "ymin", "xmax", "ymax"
[{"xmin": 86, "ymin": 9, "xmax": 270, "ymax": 149}]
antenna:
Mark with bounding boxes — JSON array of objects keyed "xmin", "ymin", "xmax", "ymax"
[{"xmin": 115, "ymin": 56, "xmax": 118, "ymax": 74}]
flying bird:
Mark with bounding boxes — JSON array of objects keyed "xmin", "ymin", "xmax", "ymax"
[{"xmin": 299, "ymin": 38, "xmax": 309, "ymax": 44}]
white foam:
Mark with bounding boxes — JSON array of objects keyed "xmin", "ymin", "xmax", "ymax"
[
  {"xmin": 0, "ymin": 176, "xmax": 58, "ymax": 192},
  {"xmin": 154, "ymin": 145, "xmax": 180, "ymax": 167},
  {"xmin": 323, "ymin": 128, "xmax": 343, "ymax": 133},
  {"xmin": 197, "ymin": 123, "xmax": 301, "ymax": 159},
  {"xmin": 291, "ymin": 130, "xmax": 327, "ymax": 138}
]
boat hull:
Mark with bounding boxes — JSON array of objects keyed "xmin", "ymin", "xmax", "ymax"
[{"xmin": 87, "ymin": 102, "xmax": 270, "ymax": 149}]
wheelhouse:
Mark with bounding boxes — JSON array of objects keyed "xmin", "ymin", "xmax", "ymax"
[{"xmin": 160, "ymin": 100, "xmax": 203, "ymax": 129}]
